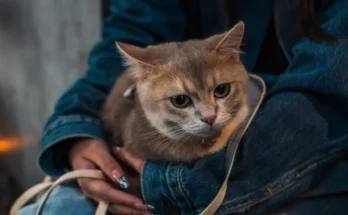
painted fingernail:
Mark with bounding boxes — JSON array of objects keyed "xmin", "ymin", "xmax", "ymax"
[
  {"xmin": 111, "ymin": 169, "xmax": 120, "ymax": 182},
  {"xmin": 119, "ymin": 175, "xmax": 129, "ymax": 189},
  {"xmin": 134, "ymin": 204, "xmax": 155, "ymax": 210},
  {"xmin": 111, "ymin": 170, "xmax": 129, "ymax": 189}
]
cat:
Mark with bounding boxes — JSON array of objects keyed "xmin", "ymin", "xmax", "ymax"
[{"xmin": 102, "ymin": 21, "xmax": 250, "ymax": 162}]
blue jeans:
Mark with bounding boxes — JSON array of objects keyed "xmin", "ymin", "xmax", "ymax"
[{"xmin": 16, "ymin": 183, "xmax": 104, "ymax": 215}]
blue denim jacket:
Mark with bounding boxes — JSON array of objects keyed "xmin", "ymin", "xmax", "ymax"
[{"xmin": 38, "ymin": 0, "xmax": 348, "ymax": 214}]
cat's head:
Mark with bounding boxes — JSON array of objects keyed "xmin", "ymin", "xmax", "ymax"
[{"xmin": 116, "ymin": 22, "xmax": 249, "ymax": 141}]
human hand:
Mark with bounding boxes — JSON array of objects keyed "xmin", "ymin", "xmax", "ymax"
[{"xmin": 69, "ymin": 138, "xmax": 153, "ymax": 215}]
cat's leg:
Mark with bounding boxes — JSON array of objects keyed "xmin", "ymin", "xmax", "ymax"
[{"xmin": 16, "ymin": 182, "xmax": 106, "ymax": 215}]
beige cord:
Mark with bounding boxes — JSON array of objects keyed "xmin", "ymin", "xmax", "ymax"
[{"xmin": 10, "ymin": 182, "xmax": 52, "ymax": 215}]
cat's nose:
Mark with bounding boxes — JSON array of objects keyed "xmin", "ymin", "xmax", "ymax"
[{"xmin": 200, "ymin": 115, "xmax": 216, "ymax": 126}]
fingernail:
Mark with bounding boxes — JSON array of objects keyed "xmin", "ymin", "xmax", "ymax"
[
  {"xmin": 119, "ymin": 175, "xmax": 129, "ymax": 189},
  {"xmin": 147, "ymin": 205, "xmax": 155, "ymax": 210},
  {"xmin": 133, "ymin": 203, "xmax": 147, "ymax": 210},
  {"xmin": 111, "ymin": 169, "xmax": 120, "ymax": 182},
  {"xmin": 134, "ymin": 203, "xmax": 155, "ymax": 210},
  {"xmin": 111, "ymin": 170, "xmax": 129, "ymax": 189},
  {"xmin": 114, "ymin": 147, "xmax": 121, "ymax": 152}
]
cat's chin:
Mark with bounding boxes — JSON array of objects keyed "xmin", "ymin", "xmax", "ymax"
[{"xmin": 194, "ymin": 130, "xmax": 221, "ymax": 139}]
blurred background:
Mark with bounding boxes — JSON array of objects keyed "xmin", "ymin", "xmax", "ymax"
[{"xmin": 0, "ymin": 0, "xmax": 110, "ymax": 213}]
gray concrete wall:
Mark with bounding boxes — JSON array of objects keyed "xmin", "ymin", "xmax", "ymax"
[{"xmin": 0, "ymin": 0, "xmax": 101, "ymax": 189}]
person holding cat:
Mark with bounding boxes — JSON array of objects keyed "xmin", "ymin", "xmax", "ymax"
[{"xmin": 17, "ymin": 0, "xmax": 348, "ymax": 215}]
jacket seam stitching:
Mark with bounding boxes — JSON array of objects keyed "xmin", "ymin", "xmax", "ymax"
[
  {"xmin": 177, "ymin": 164, "xmax": 195, "ymax": 214},
  {"xmin": 43, "ymin": 115, "xmax": 101, "ymax": 137},
  {"xmin": 166, "ymin": 164, "xmax": 180, "ymax": 205}
]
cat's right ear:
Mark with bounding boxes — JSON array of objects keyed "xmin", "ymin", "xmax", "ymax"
[
  {"xmin": 115, "ymin": 42, "xmax": 154, "ymax": 79},
  {"xmin": 207, "ymin": 21, "xmax": 245, "ymax": 60}
]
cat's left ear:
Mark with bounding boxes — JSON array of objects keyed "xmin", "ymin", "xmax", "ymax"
[
  {"xmin": 210, "ymin": 21, "xmax": 245, "ymax": 59},
  {"xmin": 115, "ymin": 42, "xmax": 155, "ymax": 79}
]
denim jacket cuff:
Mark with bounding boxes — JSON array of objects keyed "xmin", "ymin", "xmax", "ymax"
[
  {"xmin": 38, "ymin": 117, "xmax": 107, "ymax": 176},
  {"xmin": 142, "ymin": 161, "xmax": 192, "ymax": 214}
]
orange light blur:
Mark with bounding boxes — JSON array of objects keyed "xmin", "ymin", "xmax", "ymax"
[
  {"xmin": 0, "ymin": 134, "xmax": 39, "ymax": 154},
  {"xmin": 0, "ymin": 137, "xmax": 22, "ymax": 153}
]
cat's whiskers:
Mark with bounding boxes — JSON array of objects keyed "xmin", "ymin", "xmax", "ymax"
[
  {"xmin": 181, "ymin": 133, "xmax": 192, "ymax": 145},
  {"xmin": 141, "ymin": 128, "xmax": 159, "ymax": 135},
  {"xmin": 158, "ymin": 133, "xmax": 190, "ymax": 152},
  {"xmin": 167, "ymin": 125, "xmax": 186, "ymax": 136},
  {"xmin": 141, "ymin": 130, "xmax": 161, "ymax": 139},
  {"xmin": 157, "ymin": 138, "xmax": 172, "ymax": 152},
  {"xmin": 146, "ymin": 133, "xmax": 167, "ymax": 143},
  {"xmin": 169, "ymin": 126, "xmax": 185, "ymax": 134},
  {"xmin": 149, "ymin": 136, "xmax": 173, "ymax": 154},
  {"xmin": 154, "ymin": 136, "xmax": 173, "ymax": 153},
  {"xmin": 142, "ymin": 124, "xmax": 180, "ymax": 137},
  {"xmin": 169, "ymin": 130, "xmax": 188, "ymax": 141},
  {"xmin": 143, "ymin": 125, "xmax": 186, "ymax": 144},
  {"xmin": 141, "ymin": 132, "xmax": 162, "ymax": 141},
  {"xmin": 158, "ymin": 132, "xmax": 191, "ymax": 154}
]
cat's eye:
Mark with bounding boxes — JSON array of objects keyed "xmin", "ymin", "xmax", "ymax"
[
  {"xmin": 214, "ymin": 83, "xmax": 231, "ymax": 98},
  {"xmin": 170, "ymin": 95, "xmax": 191, "ymax": 108}
]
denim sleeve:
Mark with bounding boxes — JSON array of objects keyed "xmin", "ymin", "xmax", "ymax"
[
  {"xmin": 142, "ymin": 1, "xmax": 348, "ymax": 214},
  {"xmin": 38, "ymin": 0, "xmax": 186, "ymax": 176}
]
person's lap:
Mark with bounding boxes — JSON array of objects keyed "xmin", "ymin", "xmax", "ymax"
[
  {"xmin": 16, "ymin": 182, "xmax": 105, "ymax": 215},
  {"xmin": 16, "ymin": 181, "xmax": 348, "ymax": 215}
]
